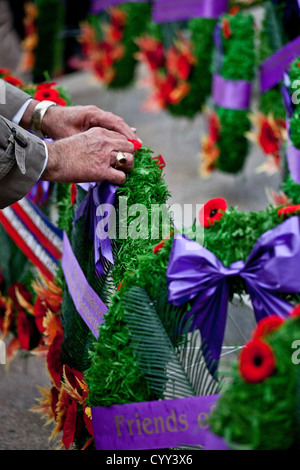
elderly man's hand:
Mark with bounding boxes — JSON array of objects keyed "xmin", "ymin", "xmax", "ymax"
[
  {"xmin": 43, "ymin": 127, "xmax": 135, "ymax": 185},
  {"xmin": 20, "ymin": 100, "xmax": 138, "ymax": 141}
]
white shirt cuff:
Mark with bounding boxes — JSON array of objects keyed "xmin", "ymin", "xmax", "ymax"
[
  {"xmin": 39, "ymin": 140, "xmax": 49, "ymax": 179},
  {"xmin": 12, "ymin": 98, "xmax": 33, "ymax": 125}
]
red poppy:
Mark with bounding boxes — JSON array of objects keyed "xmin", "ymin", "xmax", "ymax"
[
  {"xmin": 0, "ymin": 68, "xmax": 11, "ymax": 74},
  {"xmin": 70, "ymin": 183, "xmax": 77, "ymax": 206},
  {"xmin": 222, "ymin": 18, "xmax": 232, "ymax": 39},
  {"xmin": 239, "ymin": 338, "xmax": 276, "ymax": 384},
  {"xmin": 54, "ymin": 97, "xmax": 67, "ymax": 106},
  {"xmin": 128, "ymin": 138, "xmax": 142, "ymax": 150},
  {"xmin": 252, "ymin": 315, "xmax": 284, "ymax": 339},
  {"xmin": 258, "ymin": 120, "xmax": 281, "ymax": 155},
  {"xmin": 277, "ymin": 204, "xmax": 300, "ymax": 217},
  {"xmin": 34, "ymin": 87, "xmax": 60, "ymax": 102},
  {"xmin": 3, "ymin": 75, "xmax": 23, "ymax": 87},
  {"xmin": 289, "ymin": 304, "xmax": 300, "ymax": 318},
  {"xmin": 36, "ymin": 82, "xmax": 58, "ymax": 89},
  {"xmin": 199, "ymin": 197, "xmax": 227, "ymax": 228}
]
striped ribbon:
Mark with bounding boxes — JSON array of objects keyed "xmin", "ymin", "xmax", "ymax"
[{"xmin": 0, "ymin": 197, "xmax": 63, "ymax": 280}]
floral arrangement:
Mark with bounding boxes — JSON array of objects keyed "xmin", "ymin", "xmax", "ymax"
[
  {"xmin": 28, "ymin": 130, "xmax": 300, "ymax": 449},
  {"xmin": 0, "ymin": 267, "xmax": 62, "ymax": 366},
  {"xmin": 208, "ymin": 307, "xmax": 300, "ymax": 449},
  {"xmin": 200, "ymin": 10, "xmax": 255, "ymax": 176},
  {"xmin": 0, "ymin": 69, "xmax": 71, "ymax": 107},
  {"xmin": 136, "ymin": 18, "xmax": 216, "ymax": 118},
  {"xmin": 77, "ymin": 2, "xmax": 151, "ymax": 88},
  {"xmin": 32, "ymin": 0, "xmax": 65, "ymax": 82},
  {"xmin": 246, "ymin": 112, "xmax": 287, "ymax": 175},
  {"xmin": 21, "ymin": 1, "xmax": 39, "ymax": 73}
]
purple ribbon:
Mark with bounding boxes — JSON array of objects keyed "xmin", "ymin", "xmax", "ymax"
[
  {"xmin": 62, "ymin": 231, "xmax": 108, "ymax": 338},
  {"xmin": 92, "ymin": 394, "xmax": 230, "ymax": 450},
  {"xmin": 166, "ymin": 217, "xmax": 300, "ymax": 368},
  {"xmin": 90, "ymin": 0, "xmax": 148, "ymax": 14},
  {"xmin": 212, "ymin": 74, "xmax": 252, "ymax": 110},
  {"xmin": 152, "ymin": 0, "xmax": 228, "ymax": 23},
  {"xmin": 75, "ymin": 181, "xmax": 118, "ymax": 275},
  {"xmin": 260, "ymin": 35, "xmax": 300, "ymax": 93},
  {"xmin": 286, "ymin": 143, "xmax": 300, "ymax": 184}
]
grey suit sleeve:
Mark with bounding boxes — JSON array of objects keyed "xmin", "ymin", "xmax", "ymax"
[
  {"xmin": 0, "ymin": 79, "xmax": 32, "ymax": 120},
  {"xmin": 0, "ymin": 116, "xmax": 47, "ymax": 209}
]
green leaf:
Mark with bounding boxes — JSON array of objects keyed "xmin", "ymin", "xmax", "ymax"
[{"xmin": 122, "ymin": 286, "xmax": 220, "ymax": 400}]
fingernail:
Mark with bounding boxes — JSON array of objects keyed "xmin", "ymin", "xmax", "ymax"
[{"xmin": 130, "ymin": 127, "xmax": 137, "ymax": 132}]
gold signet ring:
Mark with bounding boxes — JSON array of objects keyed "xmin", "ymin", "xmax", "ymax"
[{"xmin": 116, "ymin": 151, "xmax": 127, "ymax": 167}]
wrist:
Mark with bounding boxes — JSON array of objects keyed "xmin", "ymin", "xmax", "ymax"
[
  {"xmin": 19, "ymin": 99, "xmax": 39, "ymax": 130},
  {"xmin": 42, "ymin": 140, "xmax": 60, "ymax": 181},
  {"xmin": 31, "ymin": 100, "xmax": 58, "ymax": 138}
]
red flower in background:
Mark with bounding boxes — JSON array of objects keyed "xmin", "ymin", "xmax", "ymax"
[
  {"xmin": 199, "ymin": 197, "xmax": 227, "ymax": 228},
  {"xmin": 208, "ymin": 112, "xmax": 220, "ymax": 144},
  {"xmin": 222, "ymin": 18, "xmax": 232, "ymax": 39},
  {"xmin": 135, "ymin": 36, "xmax": 165, "ymax": 71},
  {"xmin": 239, "ymin": 338, "xmax": 276, "ymax": 384},
  {"xmin": 3, "ymin": 75, "xmax": 23, "ymax": 87},
  {"xmin": 258, "ymin": 119, "xmax": 281, "ymax": 155},
  {"xmin": 252, "ymin": 315, "xmax": 284, "ymax": 339},
  {"xmin": 34, "ymin": 87, "xmax": 60, "ymax": 102},
  {"xmin": 36, "ymin": 82, "xmax": 58, "ymax": 90},
  {"xmin": 0, "ymin": 68, "xmax": 11, "ymax": 74}
]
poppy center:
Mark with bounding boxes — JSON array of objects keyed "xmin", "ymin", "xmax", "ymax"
[
  {"xmin": 209, "ymin": 209, "xmax": 218, "ymax": 218},
  {"xmin": 253, "ymin": 355, "xmax": 263, "ymax": 367}
]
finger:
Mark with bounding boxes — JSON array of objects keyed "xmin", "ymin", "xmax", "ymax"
[
  {"xmin": 112, "ymin": 139, "xmax": 135, "ymax": 154},
  {"xmin": 88, "ymin": 126, "xmax": 128, "ymax": 141},
  {"xmin": 111, "ymin": 151, "xmax": 134, "ymax": 172},
  {"xmin": 99, "ymin": 112, "xmax": 136, "ymax": 140},
  {"xmin": 106, "ymin": 167, "xmax": 127, "ymax": 185}
]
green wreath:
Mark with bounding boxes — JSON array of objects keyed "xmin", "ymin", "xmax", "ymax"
[{"xmin": 200, "ymin": 11, "xmax": 255, "ymax": 176}]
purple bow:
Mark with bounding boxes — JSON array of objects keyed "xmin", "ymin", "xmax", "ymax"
[
  {"xmin": 75, "ymin": 181, "xmax": 118, "ymax": 275},
  {"xmin": 166, "ymin": 216, "xmax": 300, "ymax": 369}
]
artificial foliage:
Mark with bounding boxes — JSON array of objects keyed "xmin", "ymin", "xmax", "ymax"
[
  {"xmin": 166, "ymin": 18, "xmax": 216, "ymax": 118},
  {"xmin": 78, "ymin": 3, "xmax": 151, "ymax": 88},
  {"xmin": 200, "ymin": 10, "xmax": 255, "ymax": 176},
  {"xmin": 208, "ymin": 311, "xmax": 300, "ymax": 449},
  {"xmin": 32, "ymin": 0, "xmax": 65, "ymax": 82},
  {"xmin": 258, "ymin": 1, "xmax": 286, "ymax": 119},
  {"xmin": 135, "ymin": 18, "xmax": 216, "ymax": 118}
]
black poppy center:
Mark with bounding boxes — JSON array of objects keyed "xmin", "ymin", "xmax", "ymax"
[
  {"xmin": 253, "ymin": 355, "xmax": 263, "ymax": 367},
  {"xmin": 209, "ymin": 208, "xmax": 218, "ymax": 218}
]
